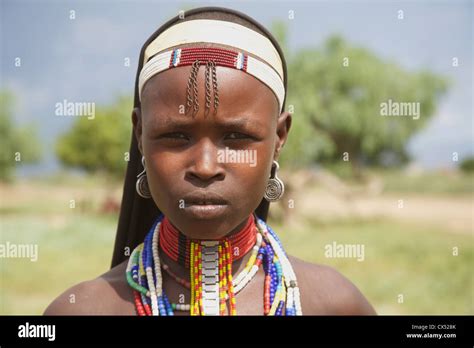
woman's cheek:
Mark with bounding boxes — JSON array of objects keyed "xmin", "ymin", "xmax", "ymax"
[{"xmin": 145, "ymin": 155, "xmax": 177, "ymax": 203}]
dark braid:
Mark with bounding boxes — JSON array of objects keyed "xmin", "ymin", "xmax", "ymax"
[
  {"xmin": 185, "ymin": 65, "xmax": 195, "ymax": 114},
  {"xmin": 204, "ymin": 60, "xmax": 212, "ymax": 116},
  {"xmin": 211, "ymin": 60, "xmax": 219, "ymax": 115},
  {"xmin": 186, "ymin": 58, "xmax": 220, "ymax": 117},
  {"xmin": 192, "ymin": 60, "xmax": 199, "ymax": 116},
  {"xmin": 185, "ymin": 60, "xmax": 200, "ymax": 116}
]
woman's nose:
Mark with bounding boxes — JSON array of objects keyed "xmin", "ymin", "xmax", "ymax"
[{"xmin": 185, "ymin": 139, "xmax": 225, "ymax": 184}]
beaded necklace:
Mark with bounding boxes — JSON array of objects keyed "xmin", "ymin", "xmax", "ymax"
[
  {"xmin": 159, "ymin": 215, "xmax": 256, "ymax": 268},
  {"xmin": 126, "ymin": 214, "xmax": 302, "ymax": 315}
]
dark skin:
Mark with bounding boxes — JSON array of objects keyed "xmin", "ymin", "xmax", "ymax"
[{"xmin": 44, "ymin": 48, "xmax": 376, "ymax": 315}]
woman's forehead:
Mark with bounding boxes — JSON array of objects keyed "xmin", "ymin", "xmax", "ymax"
[{"xmin": 141, "ymin": 64, "xmax": 279, "ymax": 118}]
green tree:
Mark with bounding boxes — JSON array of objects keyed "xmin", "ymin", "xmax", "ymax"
[
  {"xmin": 0, "ymin": 90, "xmax": 42, "ymax": 181},
  {"xmin": 459, "ymin": 156, "xmax": 474, "ymax": 173},
  {"xmin": 55, "ymin": 96, "xmax": 132, "ymax": 178},
  {"xmin": 278, "ymin": 35, "xmax": 448, "ymax": 174}
]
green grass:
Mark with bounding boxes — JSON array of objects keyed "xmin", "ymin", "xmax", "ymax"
[
  {"xmin": 271, "ymin": 216, "xmax": 473, "ymax": 314},
  {"xmin": 0, "ymin": 213, "xmax": 117, "ymax": 315}
]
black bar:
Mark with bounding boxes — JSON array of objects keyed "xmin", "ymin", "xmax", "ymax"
[{"xmin": 0, "ymin": 315, "xmax": 472, "ymax": 346}]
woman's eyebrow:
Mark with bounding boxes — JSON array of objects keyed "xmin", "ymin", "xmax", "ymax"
[
  {"xmin": 215, "ymin": 117, "xmax": 263, "ymax": 129},
  {"xmin": 154, "ymin": 114, "xmax": 264, "ymax": 130}
]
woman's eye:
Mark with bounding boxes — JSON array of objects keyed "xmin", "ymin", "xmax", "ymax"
[
  {"xmin": 226, "ymin": 132, "xmax": 251, "ymax": 140},
  {"xmin": 161, "ymin": 132, "xmax": 188, "ymax": 140}
]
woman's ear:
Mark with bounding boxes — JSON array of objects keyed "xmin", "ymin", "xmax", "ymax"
[
  {"xmin": 274, "ymin": 111, "xmax": 292, "ymax": 161},
  {"xmin": 132, "ymin": 107, "xmax": 144, "ymax": 156}
]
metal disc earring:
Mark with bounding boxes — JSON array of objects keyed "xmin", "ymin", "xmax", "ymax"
[
  {"xmin": 264, "ymin": 160, "xmax": 285, "ymax": 202},
  {"xmin": 136, "ymin": 156, "xmax": 151, "ymax": 199}
]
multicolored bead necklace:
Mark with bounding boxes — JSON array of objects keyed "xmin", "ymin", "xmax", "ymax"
[{"xmin": 126, "ymin": 214, "xmax": 303, "ymax": 315}]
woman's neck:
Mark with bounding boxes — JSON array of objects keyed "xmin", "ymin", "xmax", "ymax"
[{"xmin": 158, "ymin": 215, "xmax": 257, "ymax": 280}]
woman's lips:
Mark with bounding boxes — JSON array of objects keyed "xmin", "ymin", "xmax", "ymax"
[
  {"xmin": 181, "ymin": 191, "xmax": 228, "ymax": 219},
  {"xmin": 183, "ymin": 203, "xmax": 228, "ymax": 220}
]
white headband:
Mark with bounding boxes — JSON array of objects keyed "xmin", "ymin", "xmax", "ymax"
[
  {"xmin": 139, "ymin": 19, "xmax": 285, "ymax": 112},
  {"xmin": 144, "ymin": 19, "xmax": 283, "ymax": 79}
]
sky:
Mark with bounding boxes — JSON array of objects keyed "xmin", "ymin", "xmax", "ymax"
[{"xmin": 1, "ymin": 0, "xmax": 473, "ymax": 175}]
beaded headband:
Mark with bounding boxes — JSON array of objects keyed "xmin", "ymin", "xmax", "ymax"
[{"xmin": 138, "ymin": 19, "xmax": 285, "ymax": 113}]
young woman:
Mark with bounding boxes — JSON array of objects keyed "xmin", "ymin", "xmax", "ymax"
[{"xmin": 45, "ymin": 6, "xmax": 376, "ymax": 316}]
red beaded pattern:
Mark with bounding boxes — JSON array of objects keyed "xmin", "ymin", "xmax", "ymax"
[
  {"xmin": 163, "ymin": 47, "xmax": 248, "ymax": 71},
  {"xmin": 159, "ymin": 215, "xmax": 257, "ymax": 268}
]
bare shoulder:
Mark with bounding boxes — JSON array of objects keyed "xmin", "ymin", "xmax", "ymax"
[
  {"xmin": 288, "ymin": 255, "xmax": 377, "ymax": 315},
  {"xmin": 43, "ymin": 260, "xmax": 135, "ymax": 315}
]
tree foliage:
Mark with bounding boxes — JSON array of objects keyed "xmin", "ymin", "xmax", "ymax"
[
  {"xmin": 275, "ymin": 31, "xmax": 448, "ymax": 170},
  {"xmin": 459, "ymin": 156, "xmax": 474, "ymax": 173},
  {"xmin": 55, "ymin": 96, "xmax": 132, "ymax": 178}
]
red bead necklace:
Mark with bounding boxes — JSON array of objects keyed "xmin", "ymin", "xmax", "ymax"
[{"xmin": 159, "ymin": 215, "xmax": 257, "ymax": 268}]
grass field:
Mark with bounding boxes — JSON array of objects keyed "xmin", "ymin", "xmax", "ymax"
[
  {"xmin": 274, "ymin": 217, "xmax": 472, "ymax": 314},
  {"xmin": 0, "ymin": 171, "xmax": 472, "ymax": 315}
]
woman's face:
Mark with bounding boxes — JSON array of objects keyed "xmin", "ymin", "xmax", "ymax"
[{"xmin": 133, "ymin": 60, "xmax": 291, "ymax": 240}]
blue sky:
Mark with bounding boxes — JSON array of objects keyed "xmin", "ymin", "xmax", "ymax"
[{"xmin": 1, "ymin": 0, "xmax": 472, "ymax": 174}]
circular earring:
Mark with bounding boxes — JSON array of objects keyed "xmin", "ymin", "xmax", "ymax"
[
  {"xmin": 136, "ymin": 156, "xmax": 151, "ymax": 199},
  {"xmin": 264, "ymin": 161, "xmax": 285, "ymax": 202}
]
